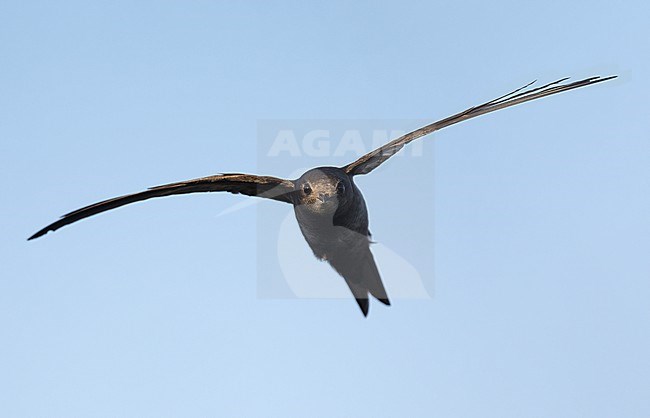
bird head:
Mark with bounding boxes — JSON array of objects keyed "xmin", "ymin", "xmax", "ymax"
[{"xmin": 295, "ymin": 167, "xmax": 352, "ymax": 215}]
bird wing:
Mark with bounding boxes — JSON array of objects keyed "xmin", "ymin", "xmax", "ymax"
[
  {"xmin": 29, "ymin": 173, "xmax": 295, "ymax": 240},
  {"xmin": 342, "ymin": 75, "xmax": 616, "ymax": 176}
]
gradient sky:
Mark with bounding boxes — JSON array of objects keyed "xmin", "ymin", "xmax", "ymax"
[{"xmin": 1, "ymin": 1, "xmax": 648, "ymax": 417}]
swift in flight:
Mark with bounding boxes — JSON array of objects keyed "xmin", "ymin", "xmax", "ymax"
[{"xmin": 30, "ymin": 75, "xmax": 616, "ymax": 316}]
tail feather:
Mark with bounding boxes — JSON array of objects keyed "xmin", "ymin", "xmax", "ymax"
[
  {"xmin": 362, "ymin": 250, "xmax": 391, "ymax": 306},
  {"xmin": 328, "ymin": 248, "xmax": 390, "ymax": 316},
  {"xmin": 354, "ymin": 295, "xmax": 370, "ymax": 317}
]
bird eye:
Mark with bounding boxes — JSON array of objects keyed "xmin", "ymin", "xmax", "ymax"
[
  {"xmin": 336, "ymin": 182, "xmax": 345, "ymax": 193},
  {"xmin": 302, "ymin": 184, "xmax": 312, "ymax": 195}
]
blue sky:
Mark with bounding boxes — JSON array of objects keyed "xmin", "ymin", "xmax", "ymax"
[{"xmin": 1, "ymin": 1, "xmax": 648, "ymax": 417}]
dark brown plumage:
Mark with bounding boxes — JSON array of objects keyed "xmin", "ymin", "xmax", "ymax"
[
  {"xmin": 29, "ymin": 75, "xmax": 616, "ymax": 316},
  {"xmin": 28, "ymin": 174, "xmax": 295, "ymax": 240}
]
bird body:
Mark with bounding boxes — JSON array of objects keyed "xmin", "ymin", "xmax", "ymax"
[
  {"xmin": 292, "ymin": 167, "xmax": 387, "ymax": 315},
  {"xmin": 29, "ymin": 76, "xmax": 616, "ymax": 316}
]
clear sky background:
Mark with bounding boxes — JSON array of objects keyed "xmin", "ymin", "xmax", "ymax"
[{"xmin": 1, "ymin": 1, "xmax": 648, "ymax": 417}]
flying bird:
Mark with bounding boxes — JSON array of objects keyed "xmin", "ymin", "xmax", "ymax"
[{"xmin": 29, "ymin": 75, "xmax": 616, "ymax": 316}]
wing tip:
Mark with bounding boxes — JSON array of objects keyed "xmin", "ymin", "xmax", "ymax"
[
  {"xmin": 27, "ymin": 230, "xmax": 47, "ymax": 241},
  {"xmin": 599, "ymin": 74, "xmax": 618, "ymax": 82}
]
